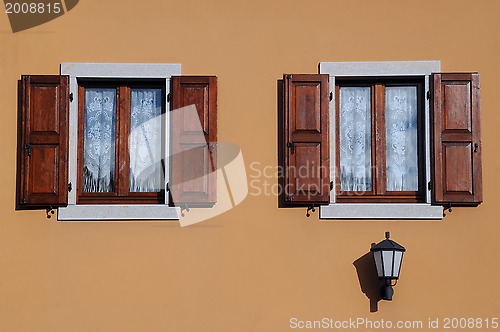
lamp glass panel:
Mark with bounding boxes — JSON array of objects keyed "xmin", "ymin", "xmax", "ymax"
[
  {"xmin": 392, "ymin": 251, "xmax": 403, "ymax": 278},
  {"xmin": 373, "ymin": 251, "xmax": 384, "ymax": 277},
  {"xmin": 382, "ymin": 250, "xmax": 394, "ymax": 278}
]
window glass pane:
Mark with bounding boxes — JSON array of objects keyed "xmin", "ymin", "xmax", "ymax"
[
  {"xmin": 83, "ymin": 88, "xmax": 116, "ymax": 193},
  {"xmin": 339, "ymin": 87, "xmax": 372, "ymax": 192},
  {"xmin": 385, "ymin": 86, "xmax": 418, "ymax": 191},
  {"xmin": 130, "ymin": 89, "xmax": 164, "ymax": 192}
]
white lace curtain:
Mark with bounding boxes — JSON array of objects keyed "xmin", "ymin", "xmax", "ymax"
[
  {"xmin": 385, "ymin": 86, "xmax": 418, "ymax": 191},
  {"xmin": 339, "ymin": 87, "xmax": 372, "ymax": 192},
  {"xmin": 129, "ymin": 89, "xmax": 163, "ymax": 192},
  {"xmin": 83, "ymin": 88, "xmax": 116, "ymax": 192}
]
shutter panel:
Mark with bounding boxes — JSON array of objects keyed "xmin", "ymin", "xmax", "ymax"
[
  {"xmin": 432, "ymin": 73, "xmax": 482, "ymax": 205},
  {"xmin": 170, "ymin": 76, "xmax": 217, "ymax": 207},
  {"xmin": 16, "ymin": 75, "xmax": 69, "ymax": 209},
  {"xmin": 283, "ymin": 74, "xmax": 330, "ymax": 204}
]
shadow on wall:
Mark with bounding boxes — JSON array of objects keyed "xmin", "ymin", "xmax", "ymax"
[
  {"xmin": 277, "ymin": 79, "xmax": 285, "ymax": 208},
  {"xmin": 353, "ymin": 246, "xmax": 382, "ymax": 312},
  {"xmin": 5, "ymin": 0, "xmax": 80, "ymax": 33}
]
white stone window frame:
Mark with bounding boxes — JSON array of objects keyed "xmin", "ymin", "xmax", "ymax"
[
  {"xmin": 319, "ymin": 61, "xmax": 443, "ymax": 219},
  {"xmin": 58, "ymin": 63, "xmax": 181, "ymax": 221}
]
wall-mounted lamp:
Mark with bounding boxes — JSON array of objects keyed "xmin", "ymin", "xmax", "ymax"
[{"xmin": 370, "ymin": 232, "xmax": 406, "ymax": 301}]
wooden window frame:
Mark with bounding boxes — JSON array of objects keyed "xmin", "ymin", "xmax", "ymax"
[
  {"xmin": 58, "ymin": 63, "xmax": 181, "ymax": 221},
  {"xmin": 319, "ymin": 61, "xmax": 443, "ymax": 219},
  {"xmin": 335, "ymin": 78, "xmax": 426, "ymax": 203},
  {"xmin": 77, "ymin": 79, "xmax": 166, "ymax": 205}
]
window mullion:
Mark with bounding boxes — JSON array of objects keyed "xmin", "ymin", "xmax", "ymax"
[
  {"xmin": 117, "ymin": 85, "xmax": 131, "ymax": 197},
  {"xmin": 77, "ymin": 85, "xmax": 85, "ymax": 201},
  {"xmin": 370, "ymin": 85, "xmax": 377, "ymax": 194},
  {"xmin": 374, "ymin": 84, "xmax": 387, "ymax": 195}
]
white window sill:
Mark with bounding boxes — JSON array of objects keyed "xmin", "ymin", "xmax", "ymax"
[
  {"xmin": 319, "ymin": 204, "xmax": 443, "ymax": 219},
  {"xmin": 58, "ymin": 205, "xmax": 180, "ymax": 221}
]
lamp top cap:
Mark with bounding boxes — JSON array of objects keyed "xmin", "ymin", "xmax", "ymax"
[{"xmin": 370, "ymin": 232, "xmax": 406, "ymax": 252}]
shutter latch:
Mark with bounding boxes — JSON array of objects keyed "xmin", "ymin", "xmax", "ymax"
[
  {"xmin": 330, "ymin": 181, "xmax": 333, "ymax": 191},
  {"xmin": 68, "ymin": 183, "xmax": 72, "ymax": 192},
  {"xmin": 306, "ymin": 203, "xmax": 316, "ymax": 217},
  {"xmin": 447, "ymin": 203, "xmax": 452, "ymax": 213},
  {"xmin": 426, "ymin": 90, "xmax": 431, "ymax": 100},
  {"xmin": 329, "ymin": 92, "xmax": 333, "ymax": 101},
  {"xmin": 287, "ymin": 142, "xmax": 295, "ymax": 154},
  {"xmin": 69, "ymin": 93, "xmax": 73, "ymax": 102},
  {"xmin": 428, "ymin": 180, "xmax": 432, "ymax": 191},
  {"xmin": 180, "ymin": 203, "xmax": 190, "ymax": 217},
  {"xmin": 45, "ymin": 206, "xmax": 55, "ymax": 219}
]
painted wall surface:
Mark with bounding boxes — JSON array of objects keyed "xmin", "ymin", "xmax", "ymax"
[{"xmin": 0, "ymin": 0, "xmax": 499, "ymax": 331}]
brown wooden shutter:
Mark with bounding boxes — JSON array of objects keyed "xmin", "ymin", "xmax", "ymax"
[
  {"xmin": 16, "ymin": 75, "xmax": 69, "ymax": 209},
  {"xmin": 170, "ymin": 76, "xmax": 217, "ymax": 207},
  {"xmin": 431, "ymin": 73, "xmax": 482, "ymax": 205},
  {"xmin": 282, "ymin": 74, "xmax": 330, "ymax": 205}
]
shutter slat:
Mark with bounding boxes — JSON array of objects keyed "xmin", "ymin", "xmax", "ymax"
[
  {"xmin": 282, "ymin": 74, "xmax": 330, "ymax": 204},
  {"xmin": 432, "ymin": 73, "xmax": 482, "ymax": 205},
  {"xmin": 16, "ymin": 75, "xmax": 69, "ymax": 209},
  {"xmin": 170, "ymin": 76, "xmax": 217, "ymax": 207}
]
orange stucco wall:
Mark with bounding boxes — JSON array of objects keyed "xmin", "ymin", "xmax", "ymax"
[{"xmin": 0, "ymin": 0, "xmax": 499, "ymax": 331}]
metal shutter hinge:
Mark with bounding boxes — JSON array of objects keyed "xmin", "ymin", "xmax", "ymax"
[
  {"xmin": 329, "ymin": 92, "xmax": 333, "ymax": 101},
  {"xmin": 167, "ymin": 93, "xmax": 171, "ymax": 102},
  {"xmin": 69, "ymin": 93, "xmax": 73, "ymax": 102},
  {"xmin": 428, "ymin": 180, "xmax": 432, "ymax": 191},
  {"xmin": 330, "ymin": 181, "xmax": 333, "ymax": 191},
  {"xmin": 68, "ymin": 183, "xmax": 72, "ymax": 192},
  {"xmin": 24, "ymin": 144, "xmax": 31, "ymax": 156},
  {"xmin": 426, "ymin": 90, "xmax": 430, "ymax": 100}
]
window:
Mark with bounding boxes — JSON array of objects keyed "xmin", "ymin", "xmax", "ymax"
[
  {"xmin": 279, "ymin": 61, "xmax": 482, "ymax": 219},
  {"xmin": 16, "ymin": 63, "xmax": 218, "ymax": 220},
  {"xmin": 335, "ymin": 78, "xmax": 425, "ymax": 203},
  {"xmin": 78, "ymin": 81, "xmax": 165, "ymax": 204}
]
